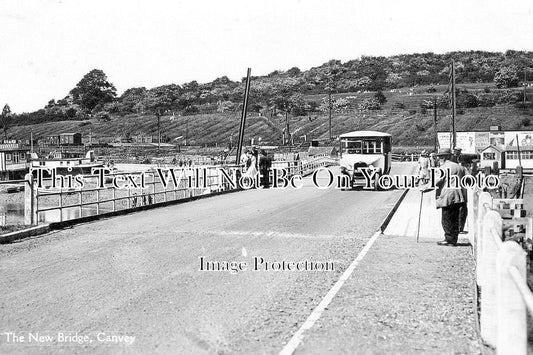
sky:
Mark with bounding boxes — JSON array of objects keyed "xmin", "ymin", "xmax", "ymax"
[{"xmin": 1, "ymin": 0, "xmax": 533, "ymax": 113}]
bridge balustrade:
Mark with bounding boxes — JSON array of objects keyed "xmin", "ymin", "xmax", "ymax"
[
  {"xmin": 468, "ymin": 188, "xmax": 533, "ymax": 354},
  {"xmin": 22, "ymin": 156, "xmax": 336, "ymax": 226}
]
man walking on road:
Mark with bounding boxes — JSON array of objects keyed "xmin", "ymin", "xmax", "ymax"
[{"xmin": 433, "ymin": 148, "xmax": 466, "ymax": 246}]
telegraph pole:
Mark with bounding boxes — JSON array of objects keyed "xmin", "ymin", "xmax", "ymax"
[
  {"xmin": 450, "ymin": 60, "xmax": 457, "ymax": 148},
  {"xmin": 524, "ymin": 68, "xmax": 527, "ymax": 103},
  {"xmin": 433, "ymin": 96, "xmax": 438, "ymax": 151},
  {"xmin": 157, "ymin": 110, "xmax": 161, "ymax": 154},
  {"xmin": 328, "ymin": 77, "xmax": 332, "ymax": 140},
  {"xmin": 285, "ymin": 110, "xmax": 290, "ymax": 146},
  {"xmin": 235, "ymin": 68, "xmax": 252, "ymax": 165}
]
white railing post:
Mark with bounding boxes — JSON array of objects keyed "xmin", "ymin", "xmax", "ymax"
[
  {"xmin": 467, "ymin": 188, "xmax": 477, "ymax": 248},
  {"xmin": 496, "ymin": 241, "xmax": 527, "ymax": 355},
  {"xmin": 24, "ymin": 173, "xmax": 34, "ymax": 225},
  {"xmin": 477, "ymin": 192, "xmax": 494, "ymax": 287},
  {"xmin": 480, "ymin": 210, "xmax": 503, "ymax": 348}
]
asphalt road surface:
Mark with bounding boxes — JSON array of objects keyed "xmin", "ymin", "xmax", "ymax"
[{"xmin": 0, "ymin": 163, "xmax": 414, "ymax": 354}]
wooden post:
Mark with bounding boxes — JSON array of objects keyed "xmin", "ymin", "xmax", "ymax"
[
  {"xmin": 58, "ymin": 186, "xmax": 63, "ymax": 222},
  {"xmin": 152, "ymin": 173, "xmax": 156, "ymax": 203},
  {"xmin": 24, "ymin": 173, "xmax": 34, "ymax": 225},
  {"xmin": 497, "ymin": 241, "xmax": 527, "ymax": 355},
  {"xmin": 112, "ymin": 188, "xmax": 116, "ymax": 212},
  {"xmin": 477, "ymin": 192, "xmax": 493, "ymax": 286},
  {"xmin": 466, "ymin": 188, "xmax": 476, "ymax": 247},
  {"xmin": 95, "ymin": 189, "xmax": 100, "ymax": 215},
  {"xmin": 480, "ymin": 210, "xmax": 503, "ymax": 348}
]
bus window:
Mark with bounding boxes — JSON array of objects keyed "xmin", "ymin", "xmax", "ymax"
[
  {"xmin": 371, "ymin": 141, "xmax": 382, "ymax": 154},
  {"xmin": 363, "ymin": 141, "xmax": 371, "ymax": 154},
  {"xmin": 342, "ymin": 140, "xmax": 362, "ymax": 154}
]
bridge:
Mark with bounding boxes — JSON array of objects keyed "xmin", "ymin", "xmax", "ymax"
[{"xmin": 0, "ymin": 162, "xmax": 493, "ymax": 353}]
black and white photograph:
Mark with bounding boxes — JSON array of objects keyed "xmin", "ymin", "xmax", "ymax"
[{"xmin": 1, "ymin": 1, "xmax": 533, "ymax": 354}]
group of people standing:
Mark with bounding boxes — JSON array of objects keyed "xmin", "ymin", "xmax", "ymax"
[
  {"xmin": 242, "ymin": 147, "xmax": 272, "ymax": 188},
  {"xmin": 419, "ymin": 147, "xmax": 469, "ymax": 246}
]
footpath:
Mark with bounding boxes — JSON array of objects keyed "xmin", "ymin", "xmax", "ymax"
[{"xmin": 295, "ymin": 189, "xmax": 483, "ymax": 354}]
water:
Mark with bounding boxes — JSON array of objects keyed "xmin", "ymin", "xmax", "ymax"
[{"xmin": 0, "ymin": 194, "xmax": 104, "ymax": 225}]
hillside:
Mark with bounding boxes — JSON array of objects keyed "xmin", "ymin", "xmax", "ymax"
[
  {"xmin": 7, "ymin": 85, "xmax": 533, "ymax": 147},
  {"xmin": 4, "ymin": 50, "xmax": 533, "ymax": 147}
]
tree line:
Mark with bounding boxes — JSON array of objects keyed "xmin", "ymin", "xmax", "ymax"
[{"xmin": 5, "ymin": 50, "xmax": 533, "ymax": 131}]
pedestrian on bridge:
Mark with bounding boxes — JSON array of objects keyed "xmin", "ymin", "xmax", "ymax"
[
  {"xmin": 417, "ymin": 150, "xmax": 430, "ymax": 184},
  {"xmin": 452, "ymin": 147, "xmax": 468, "ymax": 234},
  {"xmin": 258, "ymin": 149, "xmax": 272, "ymax": 188},
  {"xmin": 433, "ymin": 148, "xmax": 467, "ymax": 246}
]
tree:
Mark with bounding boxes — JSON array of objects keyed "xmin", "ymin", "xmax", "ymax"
[
  {"xmin": 494, "ymin": 66, "xmax": 520, "ymax": 88},
  {"xmin": 1, "ymin": 104, "xmax": 12, "ymax": 139},
  {"xmin": 118, "ymin": 87, "xmax": 146, "ymax": 113},
  {"xmin": 70, "ymin": 69, "xmax": 117, "ymax": 112},
  {"xmin": 140, "ymin": 84, "xmax": 181, "ymax": 152},
  {"xmin": 358, "ymin": 98, "xmax": 381, "ymax": 111},
  {"xmin": 374, "ymin": 90, "xmax": 387, "ymax": 105}
]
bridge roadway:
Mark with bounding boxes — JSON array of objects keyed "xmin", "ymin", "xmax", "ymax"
[{"xmin": 0, "ymin": 163, "xmax": 414, "ymax": 354}]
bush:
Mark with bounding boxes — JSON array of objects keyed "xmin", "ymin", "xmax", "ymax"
[
  {"xmin": 374, "ymin": 90, "xmax": 387, "ymax": 104},
  {"xmin": 522, "ymin": 117, "xmax": 531, "ymax": 126},
  {"xmin": 495, "ymin": 66, "xmax": 520, "ymax": 88},
  {"xmin": 496, "ymin": 90, "xmax": 523, "ymax": 104},
  {"xmin": 477, "ymin": 93, "xmax": 496, "ymax": 107},
  {"xmin": 514, "ymin": 102, "xmax": 533, "ymax": 109},
  {"xmin": 95, "ymin": 112, "xmax": 110, "ymax": 121},
  {"xmin": 426, "ymin": 86, "xmax": 437, "ymax": 93},
  {"xmin": 392, "ymin": 102, "xmax": 406, "ymax": 110},
  {"xmin": 408, "ymin": 109, "xmax": 417, "ymax": 115},
  {"xmin": 358, "ymin": 98, "xmax": 381, "ymax": 111},
  {"xmin": 183, "ymin": 105, "xmax": 199, "ymax": 115},
  {"xmin": 457, "ymin": 92, "xmax": 479, "ymax": 108}
]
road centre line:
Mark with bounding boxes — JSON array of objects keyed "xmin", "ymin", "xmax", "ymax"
[{"xmin": 278, "ymin": 230, "xmax": 382, "ymax": 355}]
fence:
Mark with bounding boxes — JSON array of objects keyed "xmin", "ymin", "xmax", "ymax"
[
  {"xmin": 22, "ymin": 156, "xmax": 335, "ymax": 226},
  {"xmin": 391, "ymin": 153, "xmax": 418, "ymax": 162},
  {"xmin": 271, "ymin": 155, "xmax": 337, "ymax": 177},
  {"xmin": 468, "ymin": 188, "xmax": 533, "ymax": 354}
]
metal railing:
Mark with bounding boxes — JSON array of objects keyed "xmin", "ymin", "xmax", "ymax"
[
  {"xmin": 22, "ymin": 156, "xmax": 335, "ymax": 226},
  {"xmin": 24, "ymin": 166, "xmax": 241, "ymax": 225}
]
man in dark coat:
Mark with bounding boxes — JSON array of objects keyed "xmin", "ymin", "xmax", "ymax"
[
  {"xmin": 258, "ymin": 150, "xmax": 272, "ymax": 188},
  {"xmin": 452, "ymin": 147, "xmax": 468, "ymax": 233},
  {"xmin": 434, "ymin": 148, "xmax": 466, "ymax": 246}
]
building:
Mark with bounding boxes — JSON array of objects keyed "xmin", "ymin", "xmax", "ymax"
[
  {"xmin": 438, "ymin": 129, "xmax": 533, "ymax": 170},
  {"xmin": 479, "ymin": 145, "xmax": 503, "ymax": 169},
  {"xmin": 44, "ymin": 135, "xmax": 61, "ymax": 146},
  {"xmin": 0, "ymin": 143, "xmax": 30, "ymax": 180},
  {"xmin": 59, "ymin": 133, "xmax": 82, "ymax": 146},
  {"xmin": 42, "ymin": 133, "xmax": 82, "ymax": 146},
  {"xmin": 131, "ymin": 133, "xmax": 170, "ymax": 144}
]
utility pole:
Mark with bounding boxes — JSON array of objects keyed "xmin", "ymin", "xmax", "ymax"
[
  {"xmin": 328, "ymin": 76, "xmax": 332, "ymax": 140},
  {"xmin": 285, "ymin": 110, "xmax": 290, "ymax": 146},
  {"xmin": 235, "ymin": 68, "xmax": 252, "ymax": 165},
  {"xmin": 185, "ymin": 117, "xmax": 188, "ymax": 146},
  {"xmin": 450, "ymin": 60, "xmax": 457, "ymax": 148},
  {"xmin": 433, "ymin": 96, "xmax": 438, "ymax": 151},
  {"xmin": 524, "ymin": 69, "xmax": 527, "ymax": 104},
  {"xmin": 157, "ymin": 110, "xmax": 161, "ymax": 154}
]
